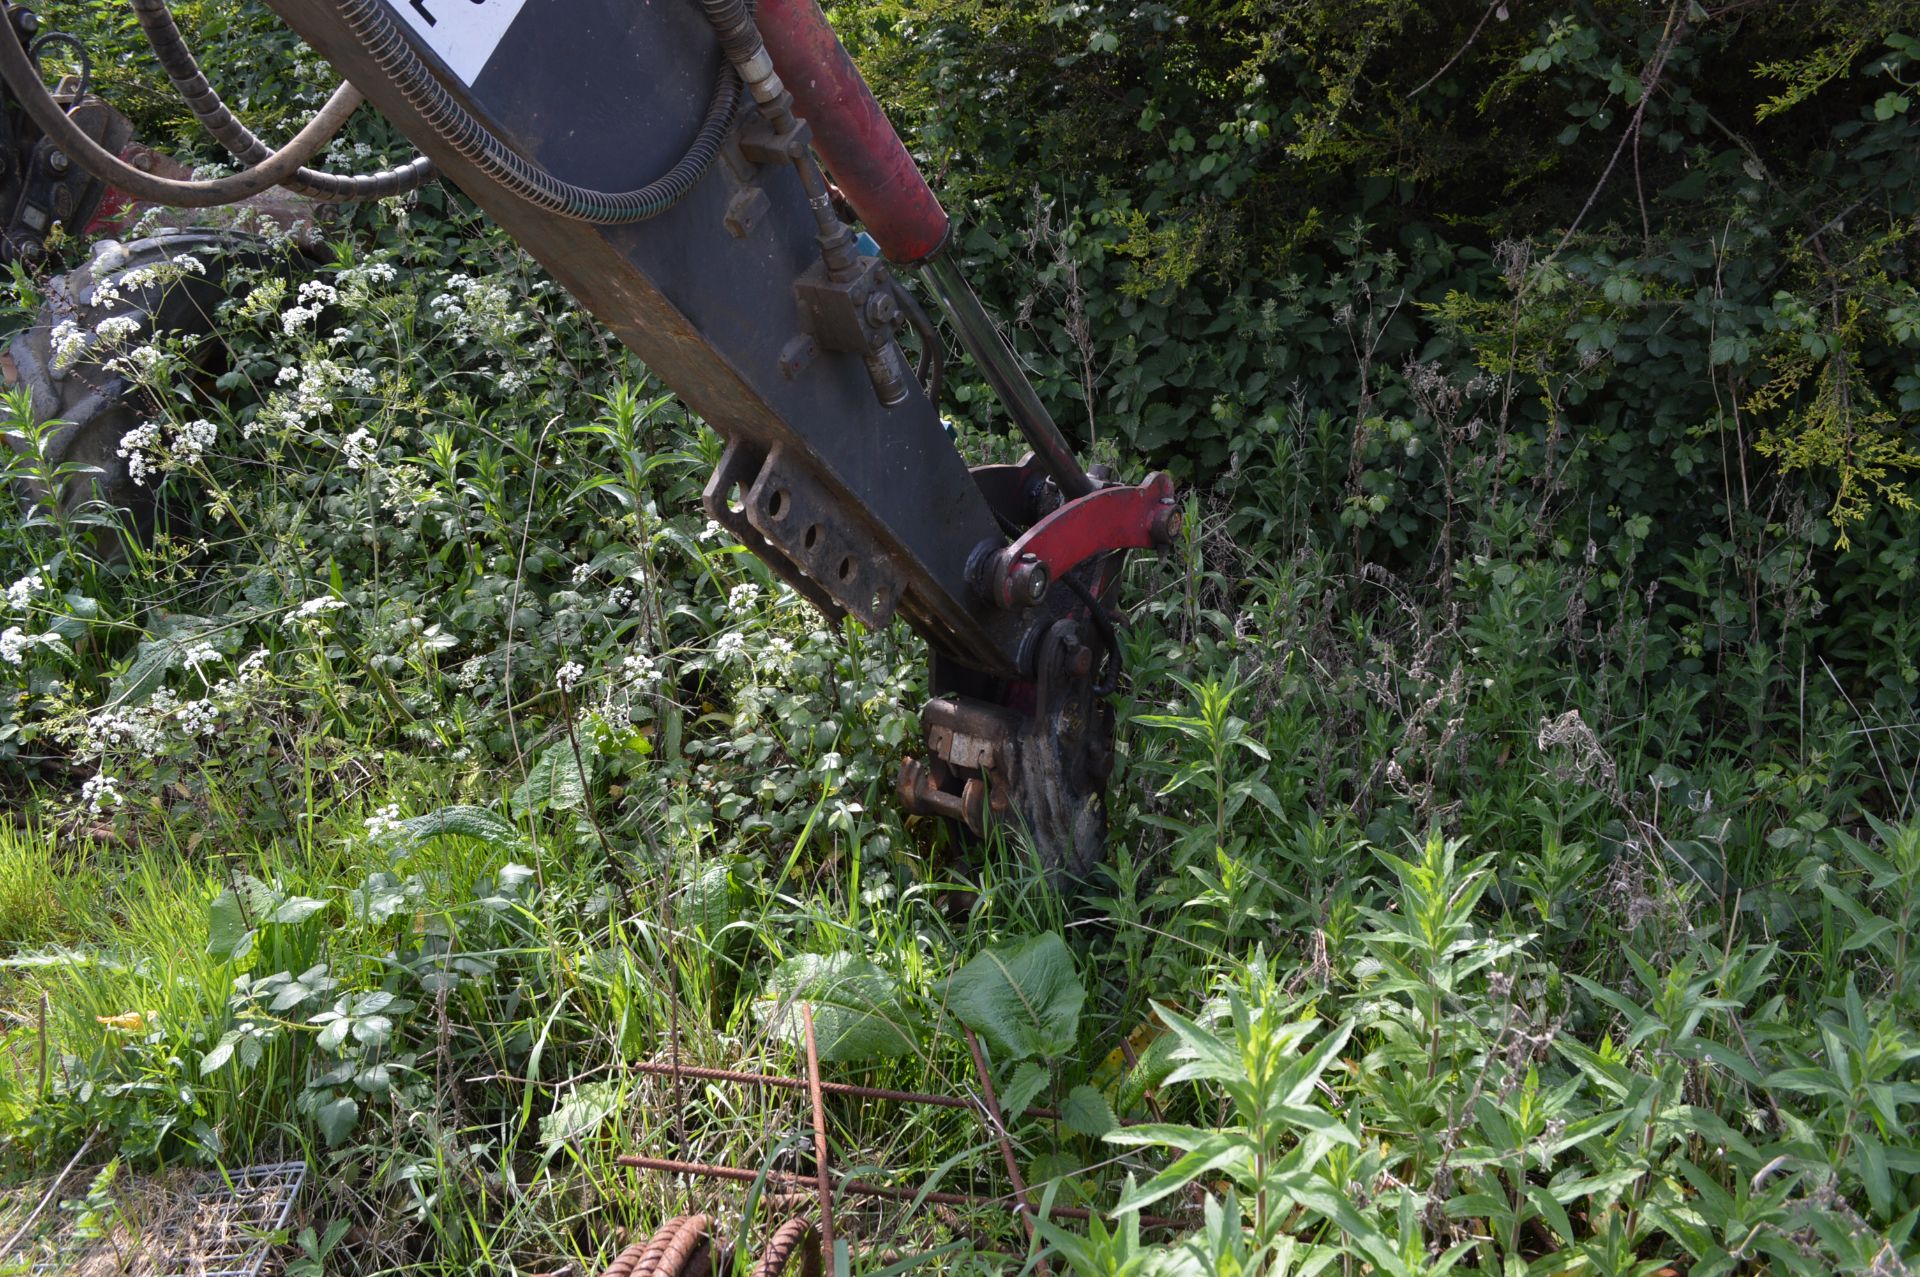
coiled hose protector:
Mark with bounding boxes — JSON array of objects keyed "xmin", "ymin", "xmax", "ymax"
[
  {"xmin": 324, "ymin": 0, "xmax": 739, "ymax": 223},
  {"xmin": 129, "ymin": 0, "xmax": 433, "ymax": 201}
]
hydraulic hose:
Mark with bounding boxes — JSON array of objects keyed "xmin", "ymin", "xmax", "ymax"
[
  {"xmin": 894, "ymin": 277, "xmax": 943, "ymax": 407},
  {"xmin": 128, "ymin": 0, "xmax": 433, "ymax": 202},
  {"xmin": 321, "ymin": 0, "xmax": 739, "ymax": 223},
  {"xmin": 0, "ymin": 22, "xmax": 365, "ymax": 207}
]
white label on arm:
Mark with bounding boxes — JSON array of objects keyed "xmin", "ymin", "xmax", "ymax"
[{"xmin": 386, "ymin": 0, "xmax": 530, "ymax": 85}]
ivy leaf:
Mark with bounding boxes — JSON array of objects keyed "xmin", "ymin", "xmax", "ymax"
[
  {"xmin": 756, "ymin": 952, "xmax": 922, "ymax": 1062},
  {"xmin": 1064, "ymin": 1084, "xmax": 1117, "ymax": 1138},
  {"xmin": 942, "ymin": 933, "xmax": 1085, "ymax": 1061}
]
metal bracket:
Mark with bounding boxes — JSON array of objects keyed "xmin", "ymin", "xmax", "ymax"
[
  {"xmin": 702, "ymin": 438, "xmax": 904, "ymax": 631},
  {"xmin": 971, "ymin": 471, "xmax": 1180, "ymax": 610}
]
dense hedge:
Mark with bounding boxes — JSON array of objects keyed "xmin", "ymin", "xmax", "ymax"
[{"xmin": 835, "ymin": 0, "xmax": 1920, "ymax": 740}]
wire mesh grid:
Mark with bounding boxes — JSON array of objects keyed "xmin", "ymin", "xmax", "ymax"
[
  {"xmin": 2, "ymin": 1159, "xmax": 305, "ymax": 1277},
  {"xmin": 159, "ymin": 1160, "xmax": 307, "ymax": 1277}
]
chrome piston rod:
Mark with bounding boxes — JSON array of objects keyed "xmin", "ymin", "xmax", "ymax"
[{"xmin": 919, "ymin": 252, "xmax": 1093, "ymax": 503}]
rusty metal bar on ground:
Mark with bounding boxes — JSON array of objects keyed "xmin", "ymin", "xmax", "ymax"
[
  {"xmin": 600, "ymin": 1213, "xmax": 712, "ymax": 1277},
  {"xmin": 964, "ymin": 1028, "xmax": 1050, "ymax": 1277},
  {"xmin": 628, "ymin": 1059, "xmax": 1142, "ymax": 1127},
  {"xmin": 747, "ymin": 1215, "xmax": 820, "ymax": 1277},
  {"xmin": 800, "ymin": 1005, "xmax": 836, "ymax": 1274},
  {"xmin": 613, "ymin": 1155, "xmax": 1190, "ymax": 1231}
]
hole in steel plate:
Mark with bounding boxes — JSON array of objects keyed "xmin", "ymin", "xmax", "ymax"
[
  {"xmin": 837, "ymin": 556, "xmax": 857, "ymax": 583},
  {"xmin": 768, "ymin": 489, "xmax": 789, "ymax": 520},
  {"xmin": 804, "ymin": 524, "xmax": 821, "ymax": 552}
]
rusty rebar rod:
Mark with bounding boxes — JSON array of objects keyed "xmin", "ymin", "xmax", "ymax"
[
  {"xmin": 748, "ymin": 1215, "xmax": 819, "ymax": 1277},
  {"xmin": 800, "ymin": 1005, "xmax": 836, "ymax": 1274},
  {"xmin": 627, "ymin": 1059, "xmax": 1142, "ymax": 1127},
  {"xmin": 614, "ymin": 1155, "xmax": 1190, "ymax": 1231},
  {"xmin": 964, "ymin": 1028, "xmax": 1050, "ymax": 1277}
]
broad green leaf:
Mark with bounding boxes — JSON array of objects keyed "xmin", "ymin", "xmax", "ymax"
[
  {"xmin": 943, "ymin": 933, "xmax": 1084, "ymax": 1061},
  {"xmin": 1000, "ymin": 1060, "xmax": 1050, "ymax": 1119},
  {"xmin": 1117, "ymin": 1031, "xmax": 1180, "ymax": 1113},
  {"xmin": 315, "ymin": 1095, "xmax": 359, "ymax": 1147},
  {"xmin": 353, "ymin": 991, "xmax": 395, "ymax": 1015},
  {"xmin": 756, "ymin": 951, "xmax": 922, "ymax": 1062},
  {"xmin": 1063, "ymin": 1084, "xmax": 1117, "ymax": 1138},
  {"xmin": 351, "ymin": 1014, "xmax": 393, "ymax": 1045},
  {"xmin": 390, "ymin": 805, "xmax": 527, "ymax": 854},
  {"xmin": 207, "ymin": 888, "xmax": 255, "ymax": 959},
  {"xmin": 511, "ymin": 737, "xmax": 596, "ymax": 814},
  {"xmin": 540, "ymin": 1080, "xmax": 625, "ymax": 1148},
  {"xmin": 109, "ymin": 615, "xmax": 216, "ymax": 706},
  {"xmin": 313, "ymin": 1014, "xmax": 349, "ymax": 1053},
  {"xmin": 199, "ymin": 1031, "xmax": 239, "ymax": 1075},
  {"xmin": 269, "ymin": 896, "xmax": 328, "ymax": 925},
  {"xmin": 682, "ymin": 859, "xmax": 741, "ymax": 941}
]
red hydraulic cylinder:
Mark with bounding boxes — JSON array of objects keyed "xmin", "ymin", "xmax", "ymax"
[{"xmin": 756, "ymin": 0, "xmax": 951, "ymax": 265}]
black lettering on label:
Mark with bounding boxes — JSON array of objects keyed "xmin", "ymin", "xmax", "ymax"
[{"xmin": 410, "ymin": 0, "xmax": 437, "ymax": 24}]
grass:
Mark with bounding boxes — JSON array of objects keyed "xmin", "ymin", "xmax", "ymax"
[{"xmin": 4, "ymin": 551, "xmax": 1916, "ymax": 1275}]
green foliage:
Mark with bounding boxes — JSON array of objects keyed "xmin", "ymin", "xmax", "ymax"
[
  {"xmin": 1, "ymin": 5, "xmax": 1919, "ymax": 1277},
  {"xmin": 848, "ymin": 0, "xmax": 1920, "ymax": 748},
  {"xmin": 942, "ymin": 932, "xmax": 1086, "ymax": 1061},
  {"xmin": 756, "ymin": 951, "xmax": 923, "ymax": 1062}
]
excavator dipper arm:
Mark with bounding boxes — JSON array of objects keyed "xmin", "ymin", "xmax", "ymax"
[{"xmin": 2, "ymin": 0, "xmax": 1178, "ymax": 881}]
